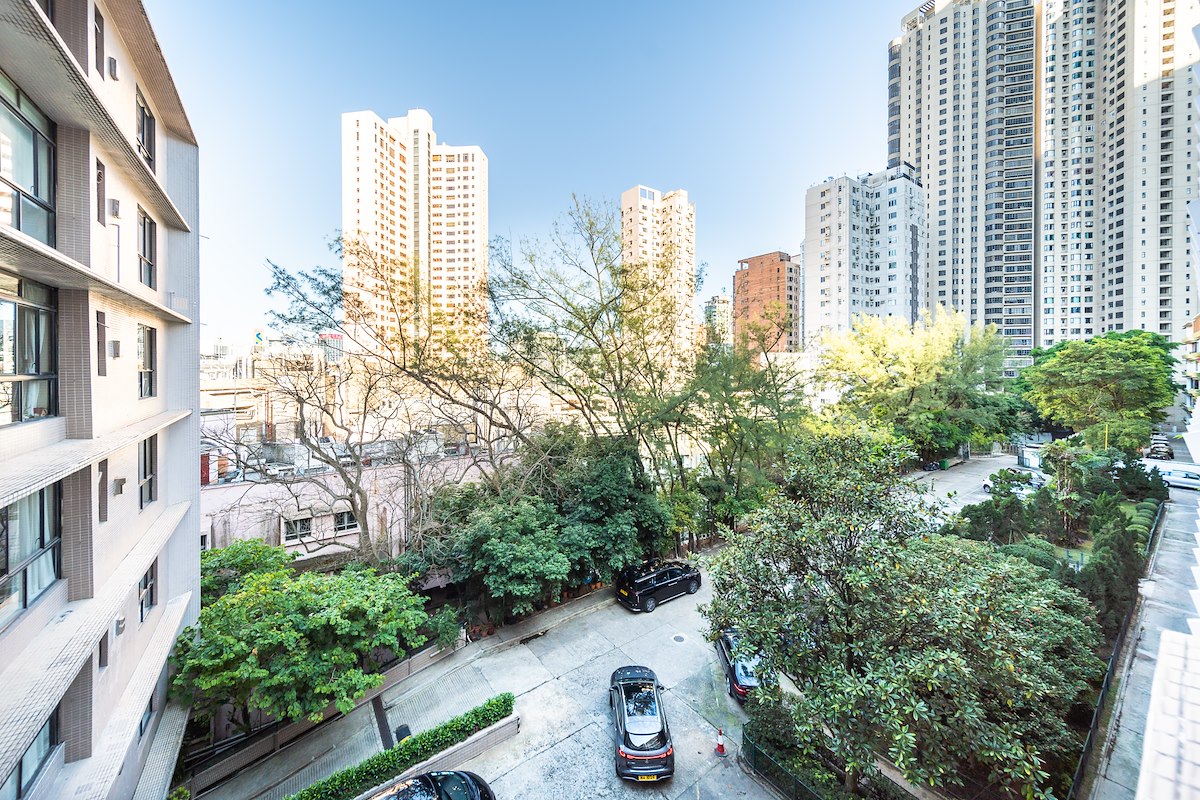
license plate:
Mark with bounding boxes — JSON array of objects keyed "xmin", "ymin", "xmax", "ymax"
[
  {"xmin": 637, "ymin": 775, "xmax": 658, "ymax": 781},
  {"xmin": 619, "ymin": 589, "xmax": 629, "ymax": 596}
]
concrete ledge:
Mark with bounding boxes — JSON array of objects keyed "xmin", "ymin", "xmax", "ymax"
[{"xmin": 350, "ymin": 714, "xmax": 520, "ymax": 800}]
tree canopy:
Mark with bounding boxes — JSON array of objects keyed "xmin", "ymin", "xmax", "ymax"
[
  {"xmin": 704, "ymin": 431, "xmax": 1103, "ymax": 796},
  {"xmin": 1023, "ymin": 331, "xmax": 1178, "ymax": 432}
]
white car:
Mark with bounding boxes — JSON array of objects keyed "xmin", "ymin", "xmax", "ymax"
[{"xmin": 1160, "ymin": 469, "xmax": 1200, "ymax": 490}]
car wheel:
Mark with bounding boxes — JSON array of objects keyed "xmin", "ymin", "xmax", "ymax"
[
  {"xmin": 643, "ymin": 597, "xmax": 657, "ymax": 613},
  {"xmin": 686, "ymin": 580, "xmax": 699, "ymax": 595},
  {"xmin": 1164, "ymin": 480, "xmax": 1172, "ymax": 488}
]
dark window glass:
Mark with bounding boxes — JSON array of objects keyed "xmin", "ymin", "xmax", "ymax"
[
  {"xmin": 138, "ymin": 562, "xmax": 156, "ymax": 622},
  {"xmin": 284, "ymin": 517, "xmax": 311, "ymax": 542},
  {"xmin": 0, "ymin": 483, "xmax": 62, "ymax": 630},
  {"xmin": 138, "ymin": 436, "xmax": 156, "ymax": 509},
  {"xmin": 0, "ymin": 275, "xmax": 56, "ymax": 426},
  {"xmin": 135, "ymin": 89, "xmax": 155, "ymax": 170},
  {"xmin": 94, "ymin": 7, "xmax": 104, "ymax": 76},
  {"xmin": 97, "ymin": 459, "xmax": 108, "ymax": 523},
  {"xmin": 95, "ymin": 311, "xmax": 106, "ymax": 376},
  {"xmin": 137, "ymin": 208, "xmax": 156, "ymax": 288},
  {"xmin": 95, "ymin": 160, "xmax": 105, "ymax": 225},
  {"xmin": 137, "ymin": 325, "xmax": 155, "ymax": 398}
]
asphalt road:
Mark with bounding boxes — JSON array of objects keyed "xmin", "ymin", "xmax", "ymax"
[{"xmin": 458, "ymin": 577, "xmax": 770, "ymax": 799}]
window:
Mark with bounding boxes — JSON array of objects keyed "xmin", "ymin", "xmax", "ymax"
[
  {"xmin": 98, "ymin": 631, "xmax": 108, "ymax": 668},
  {"xmin": 0, "ymin": 711, "xmax": 57, "ymax": 798},
  {"xmin": 97, "ymin": 459, "xmax": 108, "ymax": 523},
  {"xmin": 137, "ymin": 325, "xmax": 156, "ymax": 398},
  {"xmin": 138, "ymin": 436, "xmax": 156, "ymax": 509},
  {"xmin": 137, "ymin": 208, "xmax": 156, "ymax": 288},
  {"xmin": 284, "ymin": 517, "xmax": 311, "ymax": 542},
  {"xmin": 93, "ymin": 7, "xmax": 104, "ymax": 76},
  {"xmin": 0, "ymin": 68, "xmax": 56, "ymax": 245},
  {"xmin": 0, "ymin": 483, "xmax": 61, "ymax": 630},
  {"xmin": 138, "ymin": 562, "xmax": 156, "ymax": 622},
  {"xmin": 95, "ymin": 311, "xmax": 106, "ymax": 376},
  {"xmin": 0, "ymin": 272, "xmax": 56, "ymax": 427},
  {"xmin": 138, "ymin": 697, "xmax": 154, "ymax": 738},
  {"xmin": 95, "ymin": 159, "xmax": 105, "ymax": 225},
  {"xmin": 135, "ymin": 89, "xmax": 155, "ymax": 170},
  {"xmin": 334, "ymin": 511, "xmax": 357, "ymax": 532}
]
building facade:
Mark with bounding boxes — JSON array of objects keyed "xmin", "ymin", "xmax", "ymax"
[
  {"xmin": 732, "ymin": 251, "xmax": 802, "ymax": 351},
  {"xmin": 702, "ymin": 294, "xmax": 734, "ymax": 348},
  {"xmin": 0, "ymin": 1, "xmax": 200, "ymax": 798},
  {"xmin": 341, "ymin": 109, "xmax": 488, "ymax": 349},
  {"xmin": 803, "ymin": 165, "xmax": 926, "ymax": 338},
  {"xmin": 890, "ymin": 0, "xmax": 1199, "ymax": 376},
  {"xmin": 620, "ymin": 185, "xmax": 697, "ymax": 362}
]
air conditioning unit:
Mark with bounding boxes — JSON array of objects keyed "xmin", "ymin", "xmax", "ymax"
[
  {"xmin": 110, "ymin": 340, "xmax": 121, "ymax": 358},
  {"xmin": 109, "ymin": 198, "xmax": 121, "ymax": 219},
  {"xmin": 114, "ymin": 615, "xmax": 126, "ymax": 635},
  {"xmin": 108, "ymin": 56, "xmax": 118, "ymax": 80}
]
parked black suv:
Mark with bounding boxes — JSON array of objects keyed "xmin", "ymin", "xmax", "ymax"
[
  {"xmin": 364, "ymin": 770, "xmax": 495, "ymax": 800},
  {"xmin": 715, "ymin": 628, "xmax": 763, "ymax": 702},
  {"xmin": 615, "ymin": 561, "xmax": 701, "ymax": 612},
  {"xmin": 609, "ymin": 666, "xmax": 674, "ymax": 781}
]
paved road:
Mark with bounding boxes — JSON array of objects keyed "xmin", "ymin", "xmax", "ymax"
[
  {"xmin": 913, "ymin": 454, "xmax": 1019, "ymax": 513},
  {"xmin": 457, "ymin": 578, "xmax": 768, "ymax": 798},
  {"xmin": 1091, "ymin": 490, "xmax": 1200, "ymax": 800}
]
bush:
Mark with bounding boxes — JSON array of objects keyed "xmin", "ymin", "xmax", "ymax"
[
  {"xmin": 1136, "ymin": 500, "xmax": 1160, "ymax": 514},
  {"xmin": 285, "ymin": 693, "xmax": 515, "ymax": 800}
]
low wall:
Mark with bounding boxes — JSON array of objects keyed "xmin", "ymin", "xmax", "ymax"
[{"xmin": 350, "ymin": 714, "xmax": 520, "ymax": 800}]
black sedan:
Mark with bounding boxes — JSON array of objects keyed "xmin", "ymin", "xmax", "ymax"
[
  {"xmin": 715, "ymin": 628, "xmax": 763, "ymax": 702},
  {"xmin": 614, "ymin": 560, "xmax": 702, "ymax": 613},
  {"xmin": 364, "ymin": 770, "xmax": 495, "ymax": 800},
  {"xmin": 609, "ymin": 666, "xmax": 675, "ymax": 781}
]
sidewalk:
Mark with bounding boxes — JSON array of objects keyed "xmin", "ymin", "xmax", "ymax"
[
  {"xmin": 1091, "ymin": 491, "xmax": 1199, "ymax": 799},
  {"xmin": 196, "ymin": 588, "xmax": 615, "ymax": 800}
]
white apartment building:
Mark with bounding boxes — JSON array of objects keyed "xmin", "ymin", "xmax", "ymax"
[
  {"xmin": 890, "ymin": 0, "xmax": 1199, "ymax": 376},
  {"xmin": 620, "ymin": 185, "xmax": 697, "ymax": 361},
  {"xmin": 702, "ymin": 294, "xmax": 733, "ymax": 348},
  {"xmin": 341, "ymin": 109, "xmax": 488, "ymax": 347},
  {"xmin": 803, "ymin": 164, "xmax": 926, "ymax": 338},
  {"xmin": 0, "ymin": 1, "xmax": 200, "ymax": 799}
]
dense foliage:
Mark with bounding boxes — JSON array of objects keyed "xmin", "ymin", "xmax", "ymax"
[
  {"xmin": 173, "ymin": 561, "xmax": 430, "ymax": 734},
  {"xmin": 704, "ymin": 431, "xmax": 1104, "ymax": 796},
  {"xmin": 199, "ymin": 539, "xmax": 297, "ymax": 606},
  {"xmin": 818, "ymin": 309, "xmax": 1027, "ymax": 460},
  {"xmin": 284, "ymin": 693, "xmax": 515, "ymax": 800}
]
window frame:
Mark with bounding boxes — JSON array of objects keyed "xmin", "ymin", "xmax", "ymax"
[
  {"xmin": 0, "ymin": 274, "xmax": 57, "ymax": 427},
  {"xmin": 136, "ymin": 324, "xmax": 156, "ymax": 399},
  {"xmin": 0, "ymin": 710, "xmax": 58, "ymax": 798},
  {"xmin": 0, "ymin": 68, "xmax": 57, "ymax": 246},
  {"xmin": 333, "ymin": 510, "xmax": 358, "ymax": 532},
  {"xmin": 283, "ymin": 516, "xmax": 312, "ymax": 542},
  {"xmin": 93, "ymin": 7, "xmax": 104, "ymax": 77},
  {"xmin": 138, "ymin": 561, "xmax": 156, "ymax": 623},
  {"xmin": 137, "ymin": 207, "xmax": 156, "ymax": 289},
  {"xmin": 0, "ymin": 483, "xmax": 62, "ymax": 632},
  {"xmin": 138, "ymin": 435, "xmax": 157, "ymax": 510},
  {"xmin": 135, "ymin": 88, "xmax": 155, "ymax": 171}
]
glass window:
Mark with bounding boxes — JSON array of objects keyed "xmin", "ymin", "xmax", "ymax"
[
  {"xmin": 137, "ymin": 208, "xmax": 156, "ymax": 289},
  {"xmin": 138, "ymin": 436, "xmax": 157, "ymax": 509},
  {"xmin": 0, "ymin": 70, "xmax": 55, "ymax": 247},
  {"xmin": 284, "ymin": 517, "xmax": 311, "ymax": 542},
  {"xmin": 334, "ymin": 511, "xmax": 357, "ymax": 532},
  {"xmin": 0, "ymin": 276, "xmax": 57, "ymax": 427},
  {"xmin": 138, "ymin": 562, "xmax": 156, "ymax": 622},
  {"xmin": 1, "ymin": 713, "xmax": 55, "ymax": 798},
  {"xmin": 136, "ymin": 89, "xmax": 155, "ymax": 171},
  {"xmin": 0, "ymin": 484, "xmax": 61, "ymax": 630},
  {"xmin": 137, "ymin": 325, "xmax": 155, "ymax": 398}
]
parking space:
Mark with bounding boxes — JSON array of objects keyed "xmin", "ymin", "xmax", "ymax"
[
  {"xmin": 913, "ymin": 453, "xmax": 1019, "ymax": 514},
  {"xmin": 458, "ymin": 577, "xmax": 769, "ymax": 798}
]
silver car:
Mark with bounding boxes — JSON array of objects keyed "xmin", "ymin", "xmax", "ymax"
[{"xmin": 1160, "ymin": 469, "xmax": 1200, "ymax": 490}]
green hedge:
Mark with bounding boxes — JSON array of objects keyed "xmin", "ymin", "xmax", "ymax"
[{"xmin": 285, "ymin": 693, "xmax": 515, "ymax": 800}]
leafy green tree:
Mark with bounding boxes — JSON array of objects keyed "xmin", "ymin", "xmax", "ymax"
[
  {"xmin": 704, "ymin": 432, "xmax": 1103, "ymax": 796},
  {"xmin": 172, "ymin": 568, "xmax": 429, "ymax": 735},
  {"xmin": 1023, "ymin": 332, "xmax": 1178, "ymax": 432},
  {"xmin": 1074, "ymin": 493, "xmax": 1147, "ymax": 635},
  {"xmin": 454, "ymin": 498, "xmax": 571, "ymax": 621},
  {"xmin": 199, "ymin": 540, "xmax": 297, "ymax": 607},
  {"xmin": 817, "ymin": 308, "xmax": 1023, "ymax": 461},
  {"xmin": 953, "ymin": 494, "xmax": 1030, "ymax": 546}
]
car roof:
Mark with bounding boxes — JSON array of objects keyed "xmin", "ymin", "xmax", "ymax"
[{"xmin": 612, "ymin": 665, "xmax": 657, "ymax": 684}]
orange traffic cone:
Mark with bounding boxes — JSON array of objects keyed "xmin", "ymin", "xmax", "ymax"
[{"xmin": 715, "ymin": 728, "xmax": 727, "ymax": 757}]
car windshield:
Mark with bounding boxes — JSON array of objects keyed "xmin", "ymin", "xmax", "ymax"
[
  {"xmin": 431, "ymin": 773, "xmax": 473, "ymax": 800},
  {"xmin": 621, "ymin": 682, "xmax": 665, "ymax": 749},
  {"xmin": 377, "ymin": 778, "xmax": 436, "ymax": 800},
  {"xmin": 735, "ymin": 656, "xmax": 761, "ymax": 684}
]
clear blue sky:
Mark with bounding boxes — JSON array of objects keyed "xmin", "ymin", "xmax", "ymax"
[{"xmin": 142, "ymin": 0, "xmax": 912, "ymax": 353}]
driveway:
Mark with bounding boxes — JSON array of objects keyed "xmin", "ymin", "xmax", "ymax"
[
  {"xmin": 913, "ymin": 454, "xmax": 1018, "ymax": 514},
  {"xmin": 457, "ymin": 577, "xmax": 769, "ymax": 798}
]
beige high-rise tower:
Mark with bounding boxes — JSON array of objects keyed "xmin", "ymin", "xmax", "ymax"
[
  {"xmin": 620, "ymin": 185, "xmax": 697, "ymax": 364},
  {"xmin": 341, "ymin": 109, "xmax": 488, "ymax": 352}
]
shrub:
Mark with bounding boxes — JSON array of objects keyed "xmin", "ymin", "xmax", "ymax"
[
  {"xmin": 1135, "ymin": 500, "xmax": 1159, "ymax": 514},
  {"xmin": 285, "ymin": 693, "xmax": 515, "ymax": 800}
]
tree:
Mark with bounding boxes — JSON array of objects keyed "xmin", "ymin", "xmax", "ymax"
[
  {"xmin": 452, "ymin": 498, "xmax": 571, "ymax": 621},
  {"xmin": 817, "ymin": 308, "xmax": 1023, "ymax": 461},
  {"xmin": 171, "ymin": 568, "xmax": 429, "ymax": 736},
  {"xmin": 704, "ymin": 431, "xmax": 1103, "ymax": 796},
  {"xmin": 199, "ymin": 539, "xmax": 296, "ymax": 606},
  {"xmin": 1023, "ymin": 331, "xmax": 1179, "ymax": 432}
]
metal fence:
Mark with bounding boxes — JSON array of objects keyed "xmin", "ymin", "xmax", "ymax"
[{"xmin": 741, "ymin": 731, "xmax": 827, "ymax": 800}]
